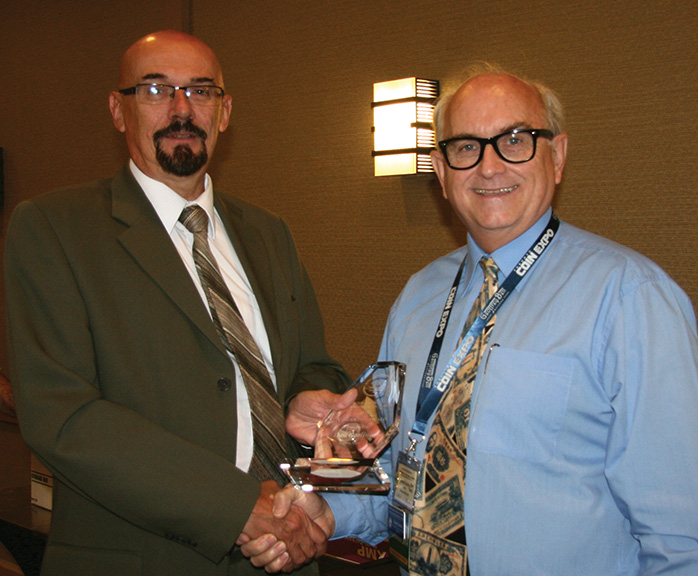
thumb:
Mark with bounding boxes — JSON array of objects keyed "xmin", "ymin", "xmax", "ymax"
[
  {"xmin": 272, "ymin": 485, "xmax": 302, "ymax": 519},
  {"xmin": 334, "ymin": 387, "xmax": 358, "ymax": 410}
]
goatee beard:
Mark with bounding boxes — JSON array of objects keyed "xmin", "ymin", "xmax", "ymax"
[{"xmin": 154, "ymin": 120, "xmax": 209, "ymax": 176}]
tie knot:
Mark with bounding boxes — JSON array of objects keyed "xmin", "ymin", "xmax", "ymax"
[
  {"xmin": 479, "ymin": 256, "xmax": 499, "ymax": 283},
  {"xmin": 179, "ymin": 205, "xmax": 209, "ymax": 236}
]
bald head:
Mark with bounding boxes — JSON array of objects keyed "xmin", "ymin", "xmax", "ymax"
[
  {"xmin": 433, "ymin": 64, "xmax": 565, "ymax": 141},
  {"xmin": 118, "ymin": 30, "xmax": 225, "ymax": 90}
]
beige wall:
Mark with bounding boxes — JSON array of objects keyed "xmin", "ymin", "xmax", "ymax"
[{"xmin": 2, "ymin": 0, "xmax": 696, "ymax": 378}]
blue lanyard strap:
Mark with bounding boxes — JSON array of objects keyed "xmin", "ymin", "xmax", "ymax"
[
  {"xmin": 415, "ymin": 258, "xmax": 467, "ymax": 406},
  {"xmin": 411, "ymin": 214, "xmax": 560, "ymax": 438}
]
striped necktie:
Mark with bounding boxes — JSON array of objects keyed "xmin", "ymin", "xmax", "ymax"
[
  {"xmin": 179, "ymin": 205, "xmax": 287, "ymax": 484},
  {"xmin": 409, "ymin": 256, "xmax": 499, "ymax": 576}
]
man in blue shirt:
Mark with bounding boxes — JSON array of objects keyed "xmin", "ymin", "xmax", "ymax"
[{"xmin": 244, "ymin": 64, "xmax": 698, "ymax": 575}]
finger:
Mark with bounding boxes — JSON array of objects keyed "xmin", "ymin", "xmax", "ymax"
[
  {"xmin": 355, "ymin": 428, "xmax": 386, "ymax": 458},
  {"xmin": 315, "ymin": 436, "xmax": 332, "ymax": 459},
  {"xmin": 306, "ymin": 519, "xmax": 328, "ymax": 554},
  {"xmin": 285, "ymin": 542, "xmax": 313, "ymax": 568},
  {"xmin": 280, "ymin": 556, "xmax": 297, "ymax": 574},
  {"xmin": 240, "ymin": 533, "xmax": 278, "ymax": 558},
  {"xmin": 296, "ymin": 515, "xmax": 326, "ymax": 559},
  {"xmin": 285, "ymin": 517, "xmax": 319, "ymax": 566},
  {"xmin": 264, "ymin": 551, "xmax": 291, "ymax": 574},
  {"xmin": 246, "ymin": 540, "xmax": 288, "ymax": 569},
  {"xmin": 297, "ymin": 528, "xmax": 318, "ymax": 563}
]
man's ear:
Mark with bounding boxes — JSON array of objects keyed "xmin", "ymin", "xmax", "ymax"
[
  {"xmin": 218, "ymin": 94, "xmax": 233, "ymax": 133},
  {"xmin": 551, "ymin": 133, "xmax": 568, "ymax": 185},
  {"xmin": 430, "ymin": 149, "xmax": 449, "ymax": 199},
  {"xmin": 108, "ymin": 92, "xmax": 126, "ymax": 133}
]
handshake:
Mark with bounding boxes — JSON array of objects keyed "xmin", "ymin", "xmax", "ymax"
[
  {"xmin": 237, "ymin": 362, "xmax": 400, "ymax": 574},
  {"xmin": 236, "ymin": 386, "xmax": 376, "ymax": 573},
  {"xmin": 236, "ymin": 477, "xmax": 334, "ymax": 573}
]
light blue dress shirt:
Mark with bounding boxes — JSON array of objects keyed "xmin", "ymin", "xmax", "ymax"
[{"xmin": 329, "ymin": 209, "xmax": 698, "ymax": 575}]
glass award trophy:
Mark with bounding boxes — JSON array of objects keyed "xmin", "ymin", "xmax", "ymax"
[{"xmin": 280, "ymin": 361, "xmax": 405, "ymax": 493}]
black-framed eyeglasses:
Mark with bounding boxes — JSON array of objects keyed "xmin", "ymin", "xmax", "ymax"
[
  {"xmin": 118, "ymin": 83, "xmax": 225, "ymax": 106},
  {"xmin": 438, "ymin": 128, "xmax": 554, "ymax": 170}
]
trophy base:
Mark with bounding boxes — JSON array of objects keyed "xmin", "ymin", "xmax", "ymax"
[{"xmin": 280, "ymin": 458, "xmax": 391, "ymax": 493}]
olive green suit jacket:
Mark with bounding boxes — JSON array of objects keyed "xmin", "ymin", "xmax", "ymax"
[{"xmin": 4, "ymin": 166, "xmax": 349, "ymax": 575}]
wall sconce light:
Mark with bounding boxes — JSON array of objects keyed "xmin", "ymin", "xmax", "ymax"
[{"xmin": 372, "ymin": 77, "xmax": 440, "ymax": 177}]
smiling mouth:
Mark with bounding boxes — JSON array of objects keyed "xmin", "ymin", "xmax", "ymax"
[{"xmin": 473, "ymin": 185, "xmax": 518, "ymax": 196}]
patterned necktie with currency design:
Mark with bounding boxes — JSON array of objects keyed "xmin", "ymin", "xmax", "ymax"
[
  {"xmin": 409, "ymin": 256, "xmax": 499, "ymax": 576},
  {"xmin": 179, "ymin": 205, "xmax": 287, "ymax": 484}
]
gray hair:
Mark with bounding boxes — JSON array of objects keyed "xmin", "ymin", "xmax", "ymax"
[{"xmin": 432, "ymin": 62, "xmax": 565, "ymax": 141}]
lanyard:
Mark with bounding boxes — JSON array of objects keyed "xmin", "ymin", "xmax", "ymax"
[{"xmin": 410, "ymin": 214, "xmax": 560, "ymax": 440}]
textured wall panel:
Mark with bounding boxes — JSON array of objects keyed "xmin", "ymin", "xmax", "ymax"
[
  {"xmin": 197, "ymin": 0, "xmax": 698, "ymax": 375},
  {"xmin": 2, "ymin": 0, "xmax": 696, "ymax": 378}
]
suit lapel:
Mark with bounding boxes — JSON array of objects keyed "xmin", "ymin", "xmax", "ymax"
[
  {"xmin": 110, "ymin": 167, "xmax": 226, "ymax": 355},
  {"xmin": 214, "ymin": 198, "xmax": 283, "ymax": 385}
]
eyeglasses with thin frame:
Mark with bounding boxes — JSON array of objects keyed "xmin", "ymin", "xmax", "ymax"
[
  {"xmin": 438, "ymin": 128, "xmax": 554, "ymax": 170},
  {"xmin": 118, "ymin": 83, "xmax": 225, "ymax": 106}
]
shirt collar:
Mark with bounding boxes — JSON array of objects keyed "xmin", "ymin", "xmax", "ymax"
[{"xmin": 129, "ymin": 160, "xmax": 217, "ymax": 237}]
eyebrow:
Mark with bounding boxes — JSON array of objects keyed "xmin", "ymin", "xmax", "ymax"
[
  {"xmin": 450, "ymin": 122, "xmax": 533, "ymax": 140},
  {"xmin": 140, "ymin": 73, "xmax": 217, "ymax": 85}
]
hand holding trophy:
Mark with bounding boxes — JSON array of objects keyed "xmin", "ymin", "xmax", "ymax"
[{"xmin": 281, "ymin": 361, "xmax": 405, "ymax": 493}]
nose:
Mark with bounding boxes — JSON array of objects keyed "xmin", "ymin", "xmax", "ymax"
[
  {"xmin": 169, "ymin": 88, "xmax": 194, "ymax": 119},
  {"xmin": 477, "ymin": 142, "xmax": 506, "ymax": 177}
]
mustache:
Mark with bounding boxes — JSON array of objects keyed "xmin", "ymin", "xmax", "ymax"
[{"xmin": 153, "ymin": 120, "xmax": 208, "ymax": 143}]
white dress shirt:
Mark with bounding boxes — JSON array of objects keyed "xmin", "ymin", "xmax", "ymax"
[{"xmin": 130, "ymin": 161, "xmax": 276, "ymax": 473}]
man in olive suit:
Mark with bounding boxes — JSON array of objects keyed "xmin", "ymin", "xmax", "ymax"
[{"xmin": 4, "ymin": 30, "xmax": 349, "ymax": 575}]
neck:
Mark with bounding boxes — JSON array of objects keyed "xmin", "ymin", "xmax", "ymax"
[
  {"xmin": 164, "ymin": 173, "xmax": 207, "ymax": 201},
  {"xmin": 470, "ymin": 233, "xmax": 510, "ymax": 255},
  {"xmin": 135, "ymin": 160, "xmax": 208, "ymax": 201}
]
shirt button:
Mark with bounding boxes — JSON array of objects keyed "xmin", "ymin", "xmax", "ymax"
[{"xmin": 217, "ymin": 377, "xmax": 232, "ymax": 391}]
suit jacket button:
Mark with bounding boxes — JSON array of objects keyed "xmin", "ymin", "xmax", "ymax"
[{"xmin": 217, "ymin": 377, "xmax": 232, "ymax": 391}]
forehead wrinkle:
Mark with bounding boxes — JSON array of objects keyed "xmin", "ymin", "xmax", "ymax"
[{"xmin": 139, "ymin": 73, "xmax": 217, "ymax": 85}]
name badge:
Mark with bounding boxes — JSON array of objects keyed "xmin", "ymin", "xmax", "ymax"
[
  {"xmin": 388, "ymin": 451, "xmax": 422, "ymax": 568},
  {"xmin": 392, "ymin": 451, "xmax": 422, "ymax": 512}
]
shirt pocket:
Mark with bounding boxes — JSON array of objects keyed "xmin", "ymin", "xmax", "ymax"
[{"xmin": 468, "ymin": 347, "xmax": 573, "ymax": 463}]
